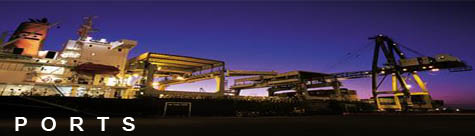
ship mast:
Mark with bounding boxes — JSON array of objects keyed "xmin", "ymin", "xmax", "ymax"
[{"xmin": 77, "ymin": 16, "xmax": 98, "ymax": 40}]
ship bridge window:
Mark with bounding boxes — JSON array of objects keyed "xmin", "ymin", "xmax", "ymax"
[
  {"xmin": 65, "ymin": 43, "xmax": 81, "ymax": 50},
  {"xmin": 60, "ymin": 51, "xmax": 80, "ymax": 58}
]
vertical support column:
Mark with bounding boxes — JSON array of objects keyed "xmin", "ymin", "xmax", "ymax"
[
  {"xmin": 138, "ymin": 63, "xmax": 156, "ymax": 97},
  {"xmin": 70, "ymin": 86, "xmax": 78, "ymax": 97},
  {"xmin": 140, "ymin": 53, "xmax": 151, "ymax": 87},
  {"xmin": 391, "ymin": 74, "xmax": 402, "ymax": 110},
  {"xmin": 371, "ymin": 37, "xmax": 382, "ymax": 111},
  {"xmin": 332, "ymin": 81, "xmax": 342, "ymax": 101},
  {"xmin": 215, "ymin": 71, "xmax": 225, "ymax": 94},
  {"xmin": 145, "ymin": 64, "xmax": 156, "ymax": 88},
  {"xmin": 391, "ymin": 74, "xmax": 397, "ymax": 91}
]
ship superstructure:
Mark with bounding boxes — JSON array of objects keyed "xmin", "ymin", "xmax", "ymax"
[
  {"xmin": 0, "ymin": 17, "xmax": 235, "ymax": 100},
  {"xmin": 0, "ymin": 17, "xmax": 139, "ymax": 99}
]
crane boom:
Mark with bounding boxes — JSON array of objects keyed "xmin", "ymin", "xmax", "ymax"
[{"xmin": 330, "ymin": 54, "xmax": 472, "ymax": 80}]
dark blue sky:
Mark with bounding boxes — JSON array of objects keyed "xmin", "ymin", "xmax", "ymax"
[{"xmin": 1, "ymin": 1, "xmax": 474, "ymax": 108}]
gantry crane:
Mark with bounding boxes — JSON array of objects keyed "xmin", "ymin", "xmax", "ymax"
[
  {"xmin": 329, "ymin": 34, "xmax": 472, "ymax": 111},
  {"xmin": 230, "ymin": 34, "xmax": 471, "ymax": 111}
]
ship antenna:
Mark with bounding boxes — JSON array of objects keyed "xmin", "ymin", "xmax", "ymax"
[{"xmin": 77, "ymin": 16, "xmax": 99, "ymax": 40}]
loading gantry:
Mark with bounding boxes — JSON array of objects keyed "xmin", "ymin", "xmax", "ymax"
[
  {"xmin": 230, "ymin": 34, "xmax": 472, "ymax": 111},
  {"xmin": 330, "ymin": 34, "xmax": 472, "ymax": 111}
]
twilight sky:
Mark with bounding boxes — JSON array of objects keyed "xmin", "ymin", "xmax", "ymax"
[{"xmin": 1, "ymin": 1, "xmax": 474, "ymax": 108}]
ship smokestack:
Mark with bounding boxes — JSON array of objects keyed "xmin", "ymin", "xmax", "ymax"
[{"xmin": 5, "ymin": 18, "xmax": 50, "ymax": 57}]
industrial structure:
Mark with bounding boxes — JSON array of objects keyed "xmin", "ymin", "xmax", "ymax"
[
  {"xmin": 230, "ymin": 42, "xmax": 471, "ymax": 111},
  {"xmin": 0, "ymin": 17, "xmax": 471, "ymax": 113}
]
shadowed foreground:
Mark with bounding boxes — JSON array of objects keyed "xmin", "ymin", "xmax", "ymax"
[{"xmin": 1, "ymin": 115, "xmax": 475, "ymax": 135}]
